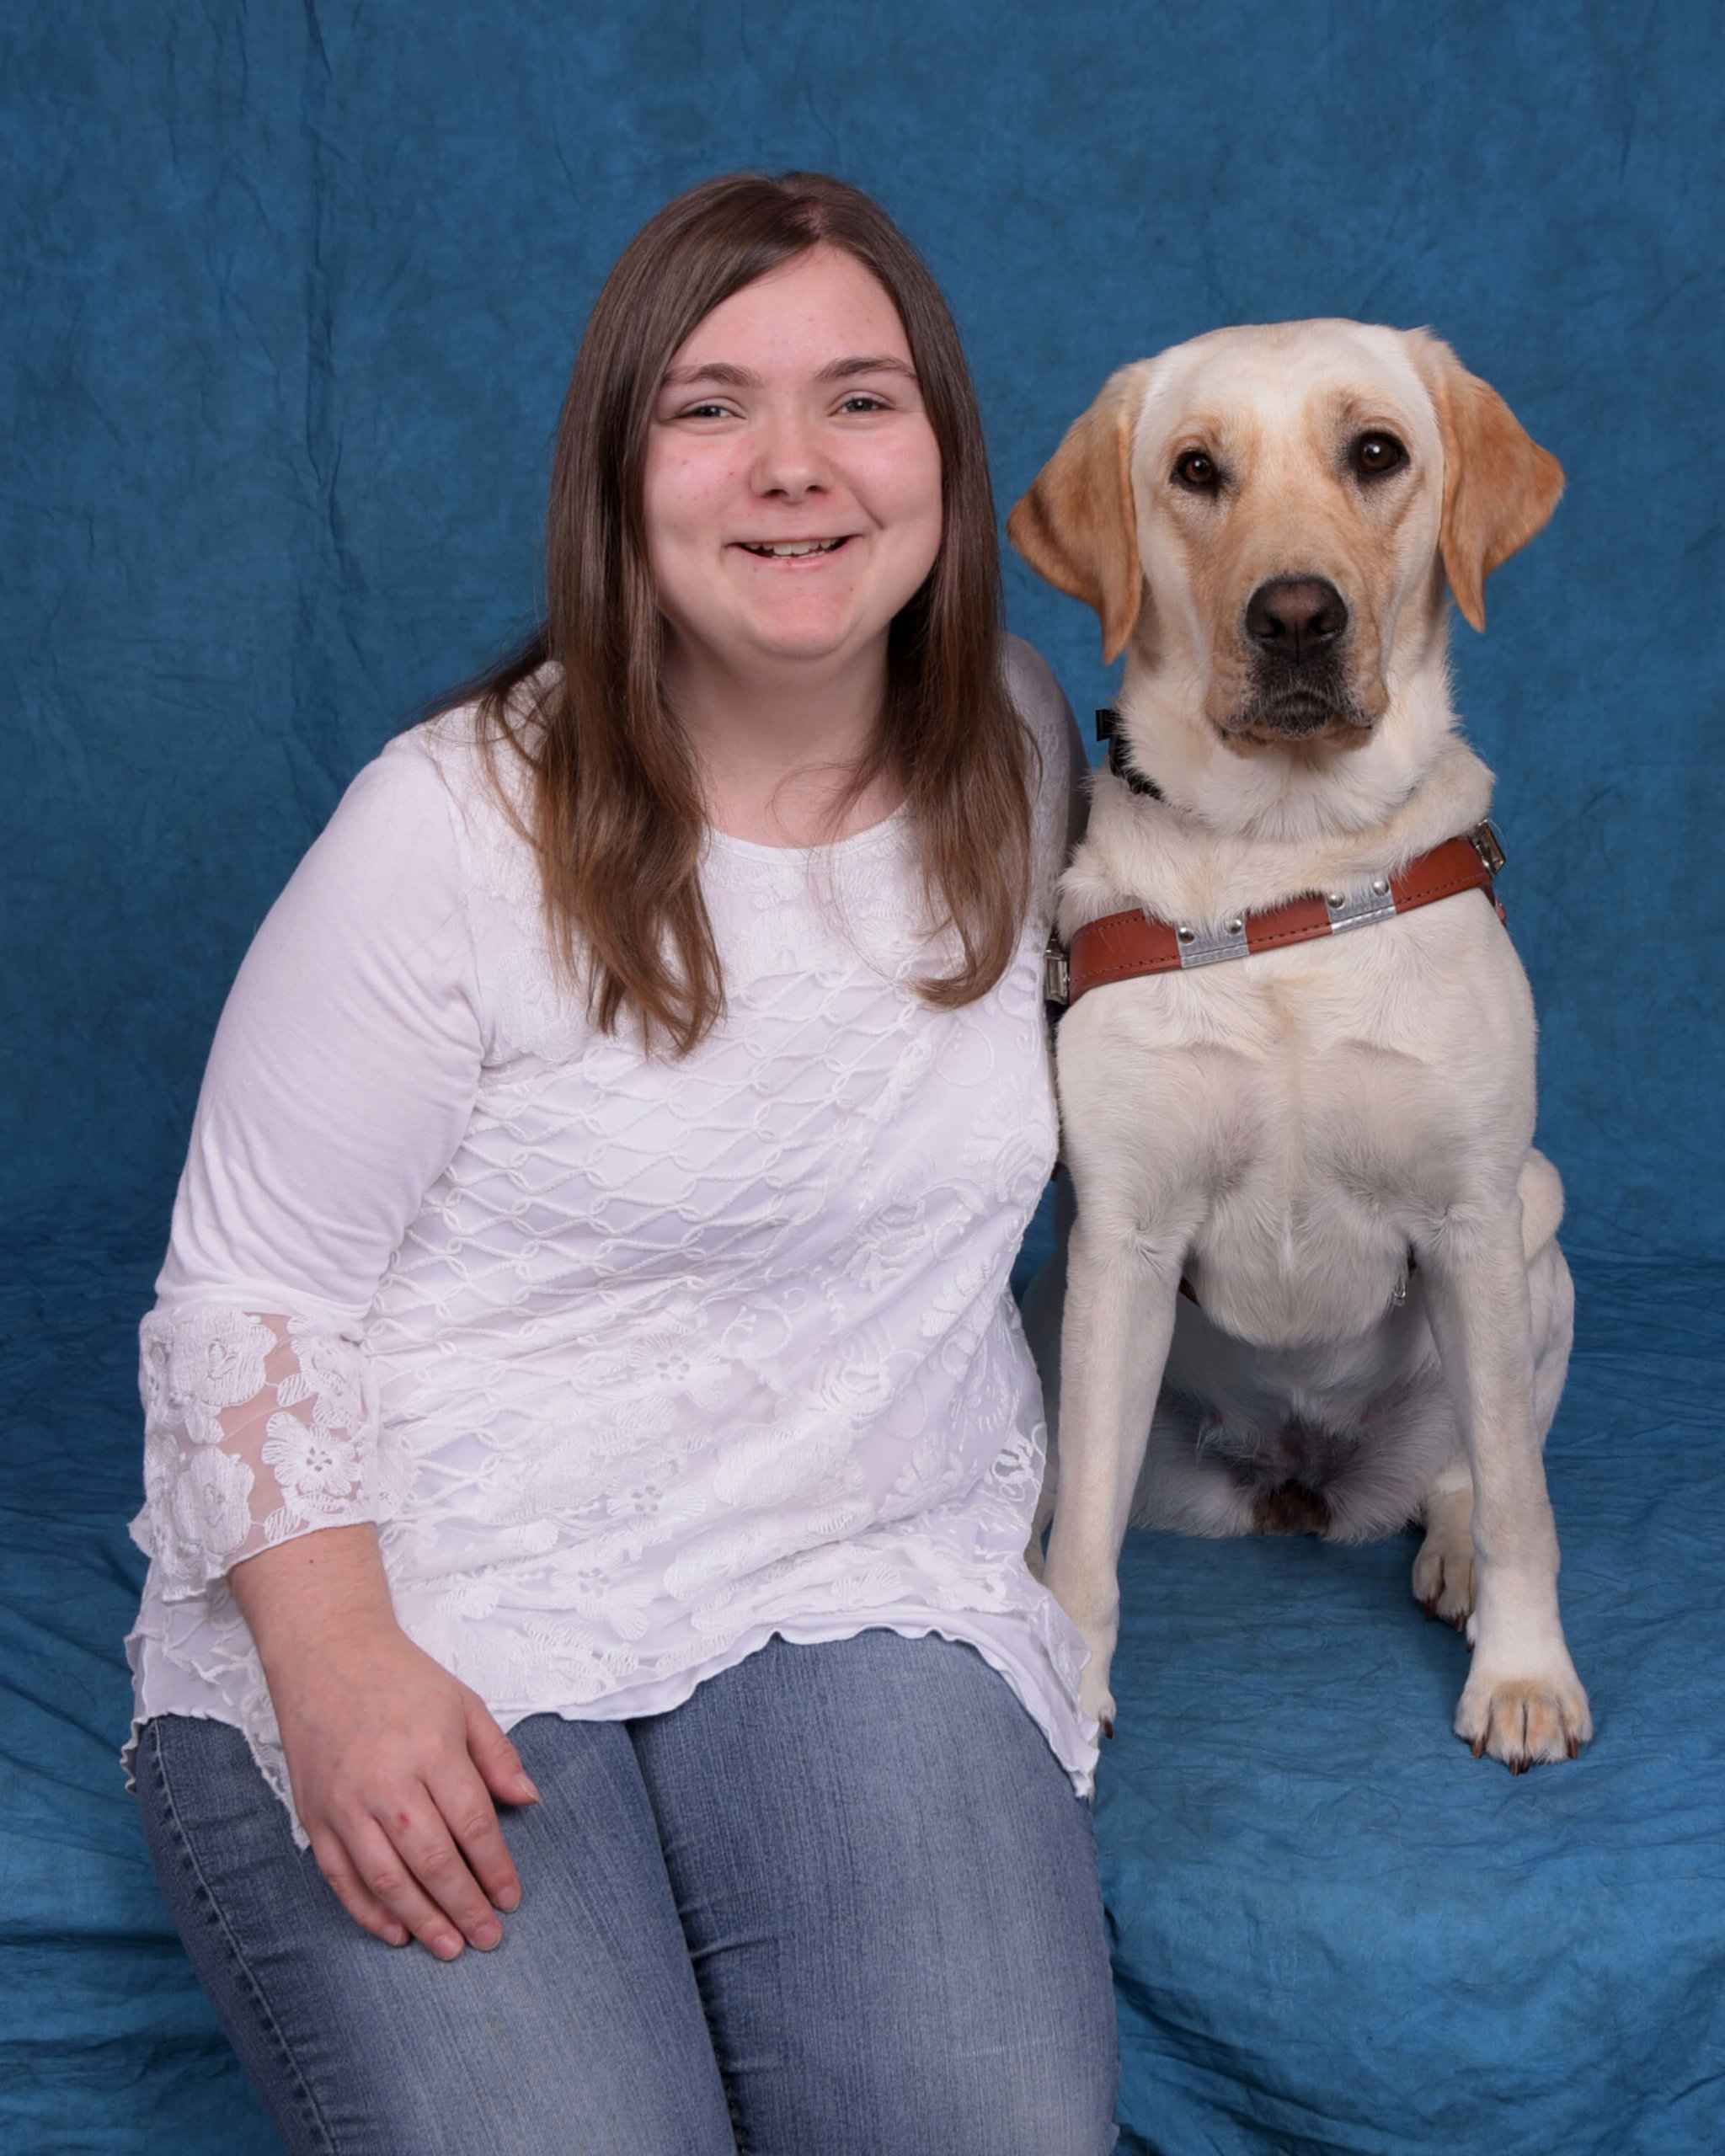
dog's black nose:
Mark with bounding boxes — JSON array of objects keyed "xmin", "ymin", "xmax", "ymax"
[{"xmin": 1245, "ymin": 578, "xmax": 1348, "ymax": 662}]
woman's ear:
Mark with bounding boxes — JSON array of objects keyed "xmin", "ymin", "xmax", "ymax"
[
  {"xmin": 1008, "ymin": 366, "xmax": 1150, "ymax": 664},
  {"xmin": 1411, "ymin": 334, "xmax": 1565, "ymax": 633}
]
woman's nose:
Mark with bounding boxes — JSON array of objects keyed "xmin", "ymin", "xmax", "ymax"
[{"xmin": 749, "ymin": 411, "xmax": 829, "ymax": 499}]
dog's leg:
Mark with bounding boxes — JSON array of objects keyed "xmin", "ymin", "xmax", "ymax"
[
  {"xmin": 1412, "ymin": 1454, "xmax": 1475, "ymax": 1627},
  {"xmin": 1040, "ymin": 1209, "xmax": 1182, "ymax": 1734},
  {"xmin": 1520, "ymin": 1151, "xmax": 1574, "ymax": 1447},
  {"xmin": 1418, "ymin": 1203, "xmax": 1591, "ymax": 1769},
  {"xmin": 1417, "ymin": 1153, "xmax": 1575, "ymax": 1630}
]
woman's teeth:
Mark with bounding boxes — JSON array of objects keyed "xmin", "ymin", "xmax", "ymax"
[{"xmin": 739, "ymin": 538, "xmax": 847, "ymax": 557}]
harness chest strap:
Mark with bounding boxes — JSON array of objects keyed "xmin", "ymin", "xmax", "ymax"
[{"xmin": 1045, "ymin": 821, "xmax": 1507, "ymax": 1008}]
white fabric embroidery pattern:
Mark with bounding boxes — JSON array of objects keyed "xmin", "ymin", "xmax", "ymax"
[
  {"xmin": 126, "ymin": 640, "xmax": 1097, "ymax": 1835},
  {"xmin": 136, "ymin": 1307, "xmax": 407, "ymax": 1593}
]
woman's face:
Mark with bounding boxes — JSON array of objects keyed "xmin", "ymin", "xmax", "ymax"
[{"xmin": 643, "ymin": 245, "xmax": 943, "ymax": 689}]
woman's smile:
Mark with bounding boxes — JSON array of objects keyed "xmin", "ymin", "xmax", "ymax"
[{"xmin": 732, "ymin": 536, "xmax": 855, "ymax": 558}]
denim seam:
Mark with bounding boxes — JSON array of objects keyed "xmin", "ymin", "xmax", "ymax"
[{"xmin": 147, "ymin": 1720, "xmax": 340, "ymax": 2155}]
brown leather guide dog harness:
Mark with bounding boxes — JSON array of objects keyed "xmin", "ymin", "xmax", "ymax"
[{"xmin": 1044, "ymin": 717, "xmax": 1507, "ymax": 1010}]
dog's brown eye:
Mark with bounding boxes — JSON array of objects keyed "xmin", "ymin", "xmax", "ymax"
[
  {"xmin": 1174, "ymin": 451, "xmax": 1218, "ymax": 490},
  {"xmin": 1353, "ymin": 433, "xmax": 1407, "ymax": 479}
]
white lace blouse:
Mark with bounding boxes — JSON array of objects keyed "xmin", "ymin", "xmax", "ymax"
[{"xmin": 126, "ymin": 638, "xmax": 1097, "ymax": 1830}]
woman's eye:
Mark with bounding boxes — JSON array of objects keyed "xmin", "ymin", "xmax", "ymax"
[
  {"xmin": 1173, "ymin": 450, "xmax": 1219, "ymax": 490},
  {"xmin": 681, "ymin": 401, "xmax": 734, "ymax": 420},
  {"xmin": 837, "ymin": 393, "xmax": 889, "ymax": 414},
  {"xmin": 1352, "ymin": 433, "xmax": 1408, "ymax": 479}
]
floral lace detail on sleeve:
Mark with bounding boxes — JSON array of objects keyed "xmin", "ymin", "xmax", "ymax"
[{"xmin": 133, "ymin": 1305, "xmax": 410, "ymax": 1596}]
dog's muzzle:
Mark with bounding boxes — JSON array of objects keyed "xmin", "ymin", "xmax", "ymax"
[{"xmin": 1233, "ymin": 576, "xmax": 1367, "ymax": 740}]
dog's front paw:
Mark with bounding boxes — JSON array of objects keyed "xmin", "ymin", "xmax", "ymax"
[
  {"xmin": 1455, "ymin": 1666, "xmax": 1592, "ymax": 1771},
  {"xmin": 1044, "ymin": 1555, "xmax": 1120, "ymax": 1737},
  {"xmin": 1077, "ymin": 1657, "xmax": 1117, "ymax": 1740},
  {"xmin": 1413, "ymin": 1531, "xmax": 1474, "ymax": 1630}
]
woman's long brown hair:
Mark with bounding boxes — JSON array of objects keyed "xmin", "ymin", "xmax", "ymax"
[{"xmin": 460, "ymin": 171, "xmax": 1033, "ymax": 1055}]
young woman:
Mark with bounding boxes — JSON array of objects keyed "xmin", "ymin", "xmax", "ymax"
[{"xmin": 128, "ymin": 171, "xmax": 1117, "ymax": 2153}]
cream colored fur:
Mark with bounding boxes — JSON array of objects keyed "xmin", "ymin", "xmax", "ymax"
[{"xmin": 1012, "ymin": 320, "xmax": 1590, "ymax": 1771}]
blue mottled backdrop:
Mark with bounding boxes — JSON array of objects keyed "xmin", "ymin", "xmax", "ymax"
[
  {"xmin": 4, "ymin": 5, "xmax": 1723, "ymax": 2152},
  {"xmin": 6, "ymin": 0, "xmax": 1721, "ymax": 1257}
]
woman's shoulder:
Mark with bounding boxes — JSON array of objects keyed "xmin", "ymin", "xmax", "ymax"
[
  {"xmin": 274, "ymin": 671, "xmax": 552, "ymax": 944},
  {"xmin": 274, "ymin": 724, "xmax": 466, "ymax": 915},
  {"xmin": 371, "ymin": 664, "xmax": 561, "ymax": 873},
  {"xmin": 397, "ymin": 663, "xmax": 556, "ymax": 806}
]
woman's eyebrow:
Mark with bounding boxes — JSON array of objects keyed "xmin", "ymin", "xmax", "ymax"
[
  {"xmin": 662, "ymin": 361, "xmax": 757, "ymax": 388},
  {"xmin": 660, "ymin": 355, "xmax": 918, "ymax": 390},
  {"xmin": 818, "ymin": 355, "xmax": 918, "ymax": 384}
]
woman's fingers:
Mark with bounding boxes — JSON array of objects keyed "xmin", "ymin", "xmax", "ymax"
[
  {"xmin": 308, "ymin": 1827, "xmax": 410, "ymax": 1950},
  {"xmin": 423, "ymin": 1753, "xmax": 522, "ymax": 1919},
  {"xmin": 463, "ymin": 1689, "xmax": 542, "ymax": 1812},
  {"xmin": 334, "ymin": 1807, "xmax": 481, "ymax": 1960},
  {"xmin": 312, "ymin": 1785, "xmax": 507, "ymax": 1959},
  {"xmin": 373, "ymin": 1789, "xmax": 506, "ymax": 1954}
]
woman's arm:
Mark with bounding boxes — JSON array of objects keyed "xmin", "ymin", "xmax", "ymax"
[{"xmin": 142, "ymin": 733, "xmax": 535, "ymax": 1956}]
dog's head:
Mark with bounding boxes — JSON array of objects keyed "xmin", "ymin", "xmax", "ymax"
[{"xmin": 1008, "ymin": 322, "xmax": 1562, "ymax": 761}]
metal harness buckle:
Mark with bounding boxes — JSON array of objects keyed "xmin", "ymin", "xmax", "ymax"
[
  {"xmin": 1469, "ymin": 819, "xmax": 1507, "ymax": 877},
  {"xmin": 1043, "ymin": 932, "xmax": 1071, "ymax": 1008}
]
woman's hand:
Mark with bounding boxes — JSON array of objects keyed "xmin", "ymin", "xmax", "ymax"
[{"xmin": 227, "ymin": 1524, "xmax": 540, "ymax": 1959}]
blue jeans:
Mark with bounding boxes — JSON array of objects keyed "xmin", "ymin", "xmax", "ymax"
[{"xmin": 136, "ymin": 1630, "xmax": 1119, "ymax": 2153}]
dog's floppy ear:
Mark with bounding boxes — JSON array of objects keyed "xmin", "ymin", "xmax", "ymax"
[
  {"xmin": 1412, "ymin": 334, "xmax": 1564, "ymax": 633},
  {"xmin": 1007, "ymin": 366, "xmax": 1148, "ymax": 663}
]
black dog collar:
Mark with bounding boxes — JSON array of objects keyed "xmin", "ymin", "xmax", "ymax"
[{"xmin": 1096, "ymin": 708, "xmax": 1164, "ymax": 801}]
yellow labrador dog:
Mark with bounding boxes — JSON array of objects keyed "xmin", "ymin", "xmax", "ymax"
[{"xmin": 1011, "ymin": 321, "xmax": 1590, "ymax": 1771}]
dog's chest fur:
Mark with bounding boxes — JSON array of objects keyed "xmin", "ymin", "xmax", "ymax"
[{"xmin": 1054, "ymin": 742, "xmax": 1537, "ymax": 1358}]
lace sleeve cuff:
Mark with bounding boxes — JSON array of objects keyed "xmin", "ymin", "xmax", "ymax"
[{"xmin": 132, "ymin": 1304, "xmax": 411, "ymax": 1596}]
